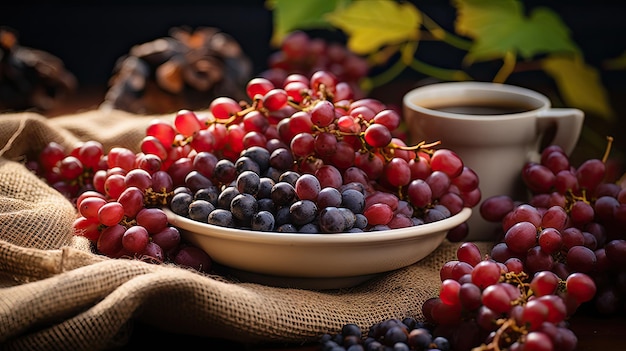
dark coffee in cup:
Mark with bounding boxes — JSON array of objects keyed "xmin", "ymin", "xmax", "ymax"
[{"xmin": 430, "ymin": 102, "xmax": 535, "ymax": 115}]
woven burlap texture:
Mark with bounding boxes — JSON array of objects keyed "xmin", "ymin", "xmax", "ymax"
[{"xmin": 0, "ymin": 110, "xmax": 493, "ymax": 351}]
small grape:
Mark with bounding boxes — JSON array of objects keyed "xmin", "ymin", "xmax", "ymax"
[
  {"xmin": 188, "ymin": 200, "xmax": 216, "ymax": 223},
  {"xmin": 174, "ymin": 246, "xmax": 212, "ymax": 272},
  {"xmin": 251, "ymin": 211, "xmax": 275, "ymax": 231},
  {"xmin": 122, "ymin": 225, "xmax": 150, "ymax": 253},
  {"xmin": 289, "ymin": 200, "xmax": 317, "ymax": 226},
  {"xmin": 230, "ymin": 193, "xmax": 258, "ymax": 222},
  {"xmin": 207, "ymin": 209, "xmax": 235, "ymax": 227}
]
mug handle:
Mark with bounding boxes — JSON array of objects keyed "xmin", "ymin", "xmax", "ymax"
[{"xmin": 536, "ymin": 108, "xmax": 585, "ymax": 155}]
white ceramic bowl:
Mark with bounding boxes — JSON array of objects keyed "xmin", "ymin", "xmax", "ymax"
[{"xmin": 164, "ymin": 207, "xmax": 472, "ymax": 289}]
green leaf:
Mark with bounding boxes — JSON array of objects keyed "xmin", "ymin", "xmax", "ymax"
[
  {"xmin": 266, "ymin": 0, "xmax": 350, "ymax": 47},
  {"xmin": 453, "ymin": 0, "xmax": 579, "ymax": 63},
  {"xmin": 542, "ymin": 55, "xmax": 614, "ymax": 120},
  {"xmin": 325, "ymin": 0, "xmax": 421, "ymax": 55}
]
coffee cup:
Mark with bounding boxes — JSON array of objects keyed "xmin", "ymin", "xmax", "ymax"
[{"xmin": 403, "ymin": 81, "xmax": 584, "ymax": 241}]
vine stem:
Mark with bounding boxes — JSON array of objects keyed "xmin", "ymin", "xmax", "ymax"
[
  {"xmin": 493, "ymin": 51, "xmax": 517, "ymax": 83},
  {"xmin": 421, "ymin": 13, "xmax": 473, "ymax": 51},
  {"xmin": 363, "ymin": 41, "xmax": 472, "ymax": 91},
  {"xmin": 408, "ymin": 58, "xmax": 473, "ymax": 82},
  {"xmin": 362, "ymin": 46, "xmax": 413, "ymax": 90}
]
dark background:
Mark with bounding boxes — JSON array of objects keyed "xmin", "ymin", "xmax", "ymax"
[
  {"xmin": 2, "ymin": 1, "xmax": 626, "ymax": 170},
  {"xmin": 2, "ymin": 1, "xmax": 625, "ymax": 86}
]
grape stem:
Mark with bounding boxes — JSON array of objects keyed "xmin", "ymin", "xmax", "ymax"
[
  {"xmin": 602, "ymin": 136, "xmax": 614, "ymax": 163},
  {"xmin": 502, "ymin": 271, "xmax": 533, "ymax": 304},
  {"xmin": 473, "ymin": 318, "xmax": 527, "ymax": 351},
  {"xmin": 392, "ymin": 140, "xmax": 442, "ymax": 152},
  {"xmin": 119, "ymin": 217, "xmax": 136, "ymax": 229},
  {"xmin": 565, "ymin": 189, "xmax": 590, "ymax": 210},
  {"xmin": 144, "ymin": 188, "xmax": 174, "ymax": 206},
  {"xmin": 287, "ymin": 99, "xmax": 305, "ymax": 111},
  {"xmin": 208, "ymin": 104, "xmax": 258, "ymax": 126}
]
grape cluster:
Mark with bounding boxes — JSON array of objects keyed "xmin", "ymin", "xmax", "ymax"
[
  {"xmin": 31, "ymin": 141, "xmax": 212, "ymax": 272},
  {"xmin": 31, "ymin": 69, "xmax": 480, "ymax": 268},
  {"xmin": 423, "ymin": 242, "xmax": 595, "ymax": 351},
  {"xmin": 261, "ymin": 30, "xmax": 370, "ymax": 99},
  {"xmin": 480, "ymin": 140, "xmax": 626, "ymax": 316},
  {"xmin": 320, "ymin": 318, "xmax": 450, "ymax": 351},
  {"xmin": 30, "ymin": 140, "xmax": 103, "ymax": 199},
  {"xmin": 139, "ymin": 70, "xmax": 479, "ymax": 237}
]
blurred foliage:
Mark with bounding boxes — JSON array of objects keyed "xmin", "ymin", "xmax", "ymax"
[
  {"xmin": 267, "ymin": 0, "xmax": 616, "ymax": 120},
  {"xmin": 267, "ymin": 0, "xmax": 626, "ymax": 173}
]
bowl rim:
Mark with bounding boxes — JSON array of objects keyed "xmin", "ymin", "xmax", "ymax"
[{"xmin": 164, "ymin": 207, "xmax": 472, "ymax": 245}]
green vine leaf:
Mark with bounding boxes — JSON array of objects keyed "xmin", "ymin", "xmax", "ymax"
[
  {"xmin": 453, "ymin": 0, "xmax": 580, "ymax": 63},
  {"xmin": 325, "ymin": 0, "xmax": 421, "ymax": 55},
  {"xmin": 266, "ymin": 0, "xmax": 350, "ymax": 47},
  {"xmin": 542, "ymin": 55, "xmax": 614, "ymax": 120}
]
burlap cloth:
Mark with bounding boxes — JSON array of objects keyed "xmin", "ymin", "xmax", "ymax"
[{"xmin": 0, "ymin": 109, "xmax": 493, "ymax": 350}]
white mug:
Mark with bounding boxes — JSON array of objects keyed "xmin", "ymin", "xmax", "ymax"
[{"xmin": 403, "ymin": 82, "xmax": 584, "ymax": 241}]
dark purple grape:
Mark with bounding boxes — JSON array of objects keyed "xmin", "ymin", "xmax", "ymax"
[
  {"xmin": 263, "ymin": 166, "xmax": 283, "ymax": 183},
  {"xmin": 240, "ymin": 145, "xmax": 271, "ymax": 173},
  {"xmin": 257, "ymin": 177, "xmax": 276, "ymax": 199},
  {"xmin": 257, "ymin": 198, "xmax": 275, "ymax": 214},
  {"xmin": 235, "ymin": 156, "xmax": 261, "ymax": 175},
  {"xmin": 170, "ymin": 192, "xmax": 193, "ymax": 216},
  {"xmin": 424, "ymin": 207, "xmax": 447, "ymax": 223},
  {"xmin": 188, "ymin": 200, "xmax": 215, "ymax": 223},
  {"xmin": 213, "ymin": 159, "xmax": 237, "ymax": 184},
  {"xmin": 269, "ymin": 147, "xmax": 294, "ymax": 171},
  {"xmin": 316, "ymin": 187, "xmax": 342, "ymax": 208},
  {"xmin": 338, "ymin": 207, "xmax": 356, "ymax": 230},
  {"xmin": 341, "ymin": 189, "xmax": 365, "ymax": 214},
  {"xmin": 194, "ymin": 186, "xmax": 219, "ymax": 205},
  {"xmin": 230, "ymin": 193, "xmax": 258, "ymax": 222},
  {"xmin": 251, "ymin": 210, "xmax": 275, "ymax": 231},
  {"xmin": 207, "ymin": 209, "xmax": 234, "ymax": 227},
  {"xmin": 354, "ymin": 213, "xmax": 368, "ymax": 229},
  {"xmin": 236, "ymin": 170, "xmax": 261, "ymax": 195},
  {"xmin": 271, "ymin": 181, "xmax": 297, "ymax": 206},
  {"xmin": 289, "ymin": 200, "xmax": 318, "ymax": 225},
  {"xmin": 319, "ymin": 207, "xmax": 347, "ymax": 233},
  {"xmin": 184, "ymin": 170, "xmax": 213, "ymax": 192},
  {"xmin": 217, "ymin": 186, "xmax": 240, "ymax": 209},
  {"xmin": 278, "ymin": 170, "xmax": 300, "ymax": 186},
  {"xmin": 299, "ymin": 223, "xmax": 319, "ymax": 233}
]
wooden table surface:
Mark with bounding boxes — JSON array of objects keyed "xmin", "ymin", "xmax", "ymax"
[{"xmin": 117, "ymin": 312, "xmax": 626, "ymax": 350}]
